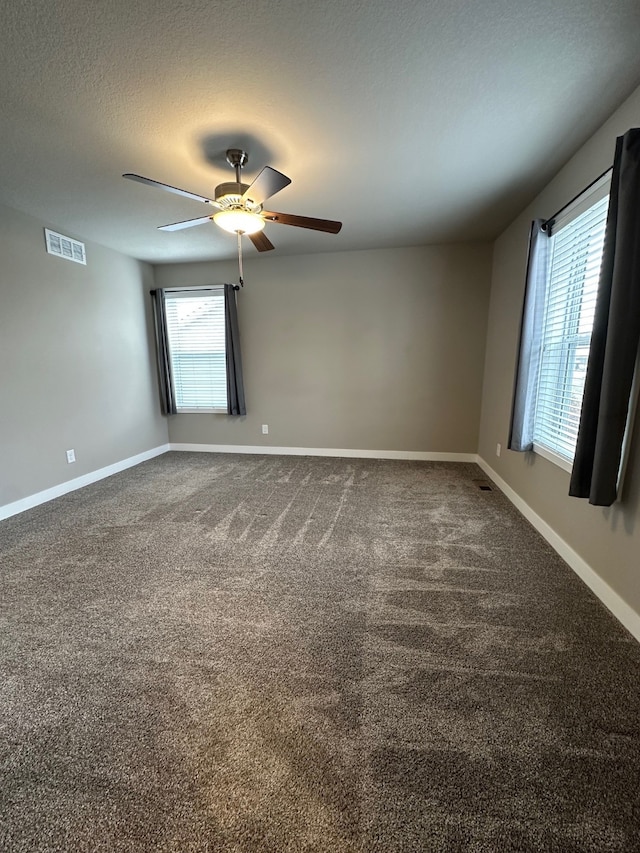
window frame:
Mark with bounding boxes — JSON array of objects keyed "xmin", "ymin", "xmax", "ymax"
[
  {"xmin": 163, "ymin": 285, "xmax": 228, "ymax": 414},
  {"xmin": 531, "ymin": 175, "xmax": 611, "ymax": 470}
]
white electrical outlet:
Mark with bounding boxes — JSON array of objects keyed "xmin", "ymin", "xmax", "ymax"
[
  {"xmin": 496, "ymin": 443, "xmax": 502, "ymax": 457},
  {"xmin": 261, "ymin": 424, "xmax": 269, "ymax": 435},
  {"xmin": 66, "ymin": 449, "xmax": 76, "ymax": 463}
]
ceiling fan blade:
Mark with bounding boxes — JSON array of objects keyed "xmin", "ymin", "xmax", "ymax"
[
  {"xmin": 158, "ymin": 216, "xmax": 213, "ymax": 231},
  {"xmin": 249, "ymin": 231, "xmax": 275, "ymax": 252},
  {"xmin": 123, "ymin": 173, "xmax": 213, "ymax": 204},
  {"xmin": 242, "ymin": 166, "xmax": 291, "ymax": 206},
  {"xmin": 262, "ymin": 211, "xmax": 342, "ymax": 234}
]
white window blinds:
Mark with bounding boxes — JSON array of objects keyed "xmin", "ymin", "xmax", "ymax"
[
  {"xmin": 164, "ymin": 288, "xmax": 227, "ymax": 412},
  {"xmin": 532, "ymin": 195, "xmax": 609, "ymax": 461}
]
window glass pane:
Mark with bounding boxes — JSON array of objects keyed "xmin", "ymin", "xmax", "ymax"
[
  {"xmin": 164, "ymin": 290, "xmax": 227, "ymax": 411},
  {"xmin": 533, "ymin": 195, "xmax": 608, "ymax": 460}
]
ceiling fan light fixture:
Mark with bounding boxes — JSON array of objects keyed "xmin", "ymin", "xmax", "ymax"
[{"xmin": 213, "ymin": 209, "xmax": 265, "ymax": 235}]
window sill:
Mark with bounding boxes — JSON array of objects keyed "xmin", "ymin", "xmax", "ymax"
[
  {"xmin": 532, "ymin": 443, "xmax": 573, "ymax": 474},
  {"xmin": 176, "ymin": 408, "xmax": 228, "ymax": 414}
]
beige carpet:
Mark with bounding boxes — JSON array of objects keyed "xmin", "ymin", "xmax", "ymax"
[{"xmin": 2, "ymin": 453, "xmax": 640, "ymax": 851}]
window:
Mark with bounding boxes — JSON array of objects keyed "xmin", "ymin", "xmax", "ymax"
[
  {"xmin": 164, "ymin": 288, "xmax": 227, "ymax": 412},
  {"xmin": 531, "ymin": 179, "xmax": 610, "ymax": 468}
]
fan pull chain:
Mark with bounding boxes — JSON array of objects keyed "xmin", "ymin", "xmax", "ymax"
[{"xmin": 237, "ymin": 231, "xmax": 244, "ymax": 287}]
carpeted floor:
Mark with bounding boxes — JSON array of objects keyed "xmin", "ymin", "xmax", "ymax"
[{"xmin": 2, "ymin": 453, "xmax": 640, "ymax": 852}]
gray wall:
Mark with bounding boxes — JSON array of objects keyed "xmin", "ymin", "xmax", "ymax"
[
  {"xmin": 0, "ymin": 203, "xmax": 168, "ymax": 507},
  {"xmin": 154, "ymin": 245, "xmax": 492, "ymax": 453},
  {"xmin": 478, "ymin": 84, "xmax": 640, "ymax": 614}
]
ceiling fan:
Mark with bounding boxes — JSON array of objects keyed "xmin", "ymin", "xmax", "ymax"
[{"xmin": 123, "ymin": 148, "xmax": 342, "ymax": 254}]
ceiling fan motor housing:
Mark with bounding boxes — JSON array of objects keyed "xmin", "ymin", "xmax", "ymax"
[{"xmin": 214, "ymin": 181, "xmax": 262, "ymax": 211}]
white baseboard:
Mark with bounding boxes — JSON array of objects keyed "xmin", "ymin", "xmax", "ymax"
[
  {"xmin": 168, "ymin": 443, "xmax": 478, "ymax": 462},
  {"xmin": 477, "ymin": 456, "xmax": 640, "ymax": 644},
  {"xmin": 0, "ymin": 444, "xmax": 170, "ymax": 521}
]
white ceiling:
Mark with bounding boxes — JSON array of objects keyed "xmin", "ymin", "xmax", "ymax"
[{"xmin": 1, "ymin": 0, "xmax": 640, "ymax": 264}]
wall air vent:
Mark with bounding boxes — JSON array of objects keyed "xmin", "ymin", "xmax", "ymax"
[{"xmin": 44, "ymin": 229, "xmax": 86, "ymax": 265}]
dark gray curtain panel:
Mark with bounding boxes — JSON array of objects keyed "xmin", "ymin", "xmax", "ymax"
[
  {"xmin": 569, "ymin": 129, "xmax": 640, "ymax": 506},
  {"xmin": 508, "ymin": 220, "xmax": 551, "ymax": 452},
  {"xmin": 150, "ymin": 289, "xmax": 177, "ymax": 416},
  {"xmin": 224, "ymin": 284, "xmax": 246, "ymax": 416}
]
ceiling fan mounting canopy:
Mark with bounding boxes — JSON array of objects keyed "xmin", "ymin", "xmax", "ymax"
[
  {"xmin": 225, "ymin": 148, "xmax": 248, "ymax": 170},
  {"xmin": 122, "ymin": 146, "xmax": 342, "ymax": 252}
]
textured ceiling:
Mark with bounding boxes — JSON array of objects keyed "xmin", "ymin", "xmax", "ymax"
[{"xmin": 1, "ymin": 0, "xmax": 640, "ymax": 264}]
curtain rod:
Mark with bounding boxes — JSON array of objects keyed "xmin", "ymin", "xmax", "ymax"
[
  {"xmin": 541, "ymin": 165, "xmax": 612, "ymax": 232},
  {"xmin": 149, "ymin": 284, "xmax": 240, "ymax": 294}
]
